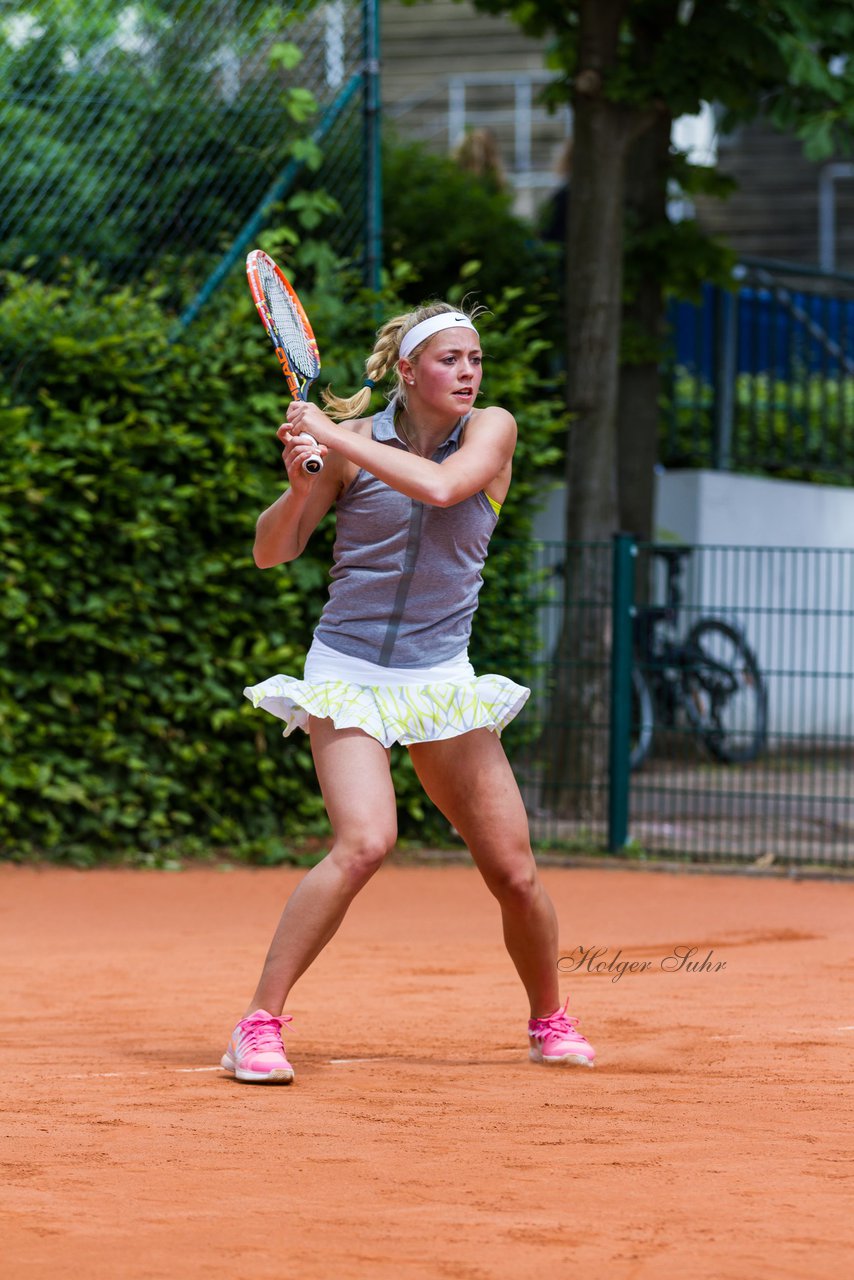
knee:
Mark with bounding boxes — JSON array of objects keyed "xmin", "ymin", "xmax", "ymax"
[
  {"xmin": 482, "ymin": 851, "xmax": 539, "ymax": 908},
  {"xmin": 332, "ymin": 829, "xmax": 396, "ymax": 890}
]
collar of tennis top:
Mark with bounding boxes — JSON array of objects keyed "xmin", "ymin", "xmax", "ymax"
[{"xmin": 374, "ymin": 399, "xmax": 471, "ymax": 451}]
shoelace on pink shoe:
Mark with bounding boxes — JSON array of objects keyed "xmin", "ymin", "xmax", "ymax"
[
  {"xmin": 242, "ymin": 1013, "xmax": 294, "ymax": 1053},
  {"xmin": 530, "ymin": 999, "xmax": 583, "ymax": 1037}
]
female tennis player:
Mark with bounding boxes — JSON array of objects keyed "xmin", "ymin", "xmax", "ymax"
[{"xmin": 221, "ymin": 302, "xmax": 595, "ymax": 1083}]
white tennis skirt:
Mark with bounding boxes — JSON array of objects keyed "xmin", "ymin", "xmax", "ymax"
[{"xmin": 243, "ymin": 637, "xmax": 530, "ymax": 748}]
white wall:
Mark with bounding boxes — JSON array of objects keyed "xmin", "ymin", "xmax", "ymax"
[
  {"xmin": 655, "ymin": 469, "xmax": 854, "ymax": 549},
  {"xmin": 655, "ymin": 471, "xmax": 854, "ymax": 741},
  {"xmin": 533, "ymin": 472, "xmax": 854, "ymax": 741}
]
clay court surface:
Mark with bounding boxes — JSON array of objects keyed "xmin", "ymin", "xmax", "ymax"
[{"xmin": 1, "ymin": 860, "xmax": 852, "ymax": 1280}]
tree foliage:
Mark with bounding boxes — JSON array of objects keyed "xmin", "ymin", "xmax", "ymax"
[
  {"xmin": 0, "ymin": 0, "xmax": 328, "ymax": 280},
  {"xmin": 467, "ymin": 0, "xmax": 854, "ymax": 148},
  {"xmin": 465, "ymin": 0, "xmax": 854, "ymax": 312}
]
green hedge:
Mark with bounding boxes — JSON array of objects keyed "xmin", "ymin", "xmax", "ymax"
[
  {"xmin": 663, "ymin": 369, "xmax": 854, "ymax": 484},
  {"xmin": 0, "ymin": 263, "xmax": 565, "ymax": 863}
]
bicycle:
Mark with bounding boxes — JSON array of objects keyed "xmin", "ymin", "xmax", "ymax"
[{"xmin": 630, "ymin": 546, "xmax": 768, "ymax": 771}]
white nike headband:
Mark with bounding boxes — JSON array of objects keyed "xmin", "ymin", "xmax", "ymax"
[{"xmin": 398, "ymin": 312, "xmax": 479, "ymax": 360}]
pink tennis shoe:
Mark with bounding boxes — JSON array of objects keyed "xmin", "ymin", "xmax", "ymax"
[
  {"xmin": 528, "ymin": 999, "xmax": 595, "ymax": 1067},
  {"xmin": 221, "ymin": 1009, "xmax": 295, "ymax": 1084}
]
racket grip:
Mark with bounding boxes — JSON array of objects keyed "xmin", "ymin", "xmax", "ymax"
[{"xmin": 296, "ymin": 432, "xmax": 324, "ymax": 475}]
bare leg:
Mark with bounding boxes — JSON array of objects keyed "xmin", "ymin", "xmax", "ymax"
[
  {"xmin": 408, "ymin": 729, "xmax": 560, "ymax": 1019},
  {"xmin": 246, "ymin": 719, "xmax": 398, "ymax": 1016}
]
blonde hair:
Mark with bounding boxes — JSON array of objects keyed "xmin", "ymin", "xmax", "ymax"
[
  {"xmin": 321, "ymin": 300, "xmax": 486, "ymax": 421},
  {"xmin": 453, "ymin": 128, "xmax": 507, "ymax": 192}
]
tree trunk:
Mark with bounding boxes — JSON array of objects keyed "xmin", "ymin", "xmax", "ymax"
[
  {"xmin": 617, "ymin": 88, "xmax": 673, "ymax": 549},
  {"xmin": 544, "ymin": 0, "xmax": 658, "ymax": 821},
  {"xmin": 565, "ymin": 112, "xmax": 627, "ymax": 538},
  {"xmin": 543, "ymin": 1, "xmax": 631, "ymax": 819}
]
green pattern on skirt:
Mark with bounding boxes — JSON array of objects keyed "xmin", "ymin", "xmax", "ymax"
[{"xmin": 243, "ymin": 673, "xmax": 530, "ymax": 748}]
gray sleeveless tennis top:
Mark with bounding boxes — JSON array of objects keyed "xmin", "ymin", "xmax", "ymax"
[{"xmin": 314, "ymin": 400, "xmax": 499, "ymax": 668}]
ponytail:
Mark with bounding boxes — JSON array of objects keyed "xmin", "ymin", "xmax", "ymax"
[{"xmin": 321, "ymin": 313, "xmax": 410, "ymax": 420}]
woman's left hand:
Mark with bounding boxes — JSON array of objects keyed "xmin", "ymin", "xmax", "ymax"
[{"xmin": 284, "ymin": 400, "xmax": 336, "ymax": 447}]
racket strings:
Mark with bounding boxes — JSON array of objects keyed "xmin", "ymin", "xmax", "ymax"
[{"xmin": 258, "ymin": 260, "xmax": 318, "ymax": 379}]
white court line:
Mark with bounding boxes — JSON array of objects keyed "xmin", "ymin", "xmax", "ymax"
[
  {"xmin": 64, "ymin": 1066, "xmax": 224, "ymax": 1079},
  {"xmin": 65, "ymin": 1034, "xmax": 854, "ymax": 1075},
  {"xmin": 328, "ymin": 1057, "xmax": 385, "ymax": 1065},
  {"xmin": 785, "ymin": 1027, "xmax": 854, "ymax": 1034},
  {"xmin": 64, "ymin": 1061, "xmax": 387, "ymax": 1079},
  {"xmin": 712, "ymin": 1029, "xmax": 853, "ymax": 1040}
]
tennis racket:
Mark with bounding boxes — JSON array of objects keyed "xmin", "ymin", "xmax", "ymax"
[{"xmin": 246, "ymin": 249, "xmax": 324, "ymax": 474}]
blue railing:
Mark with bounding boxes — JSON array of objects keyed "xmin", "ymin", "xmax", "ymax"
[{"xmin": 664, "ymin": 257, "xmax": 854, "ymax": 481}]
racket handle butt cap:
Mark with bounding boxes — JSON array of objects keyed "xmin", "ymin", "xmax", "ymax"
[{"xmin": 295, "ymin": 431, "xmax": 324, "ymax": 474}]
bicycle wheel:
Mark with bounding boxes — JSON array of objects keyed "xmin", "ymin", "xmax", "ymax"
[
  {"xmin": 630, "ymin": 666, "xmax": 655, "ymax": 771},
  {"xmin": 680, "ymin": 619, "xmax": 768, "ymax": 763}
]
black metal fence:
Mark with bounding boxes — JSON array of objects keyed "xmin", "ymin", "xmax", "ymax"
[{"xmin": 505, "ymin": 540, "xmax": 854, "ymax": 870}]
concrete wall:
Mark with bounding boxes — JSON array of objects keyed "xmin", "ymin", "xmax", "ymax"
[
  {"xmin": 655, "ymin": 471, "xmax": 854, "ymax": 741},
  {"xmin": 533, "ymin": 472, "xmax": 854, "ymax": 741},
  {"xmin": 654, "ymin": 469, "xmax": 854, "ymax": 549}
]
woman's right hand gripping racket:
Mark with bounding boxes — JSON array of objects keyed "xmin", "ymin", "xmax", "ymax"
[{"xmin": 246, "ymin": 249, "xmax": 324, "ymax": 475}]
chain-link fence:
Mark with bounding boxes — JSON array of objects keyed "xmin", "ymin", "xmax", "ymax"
[{"xmin": 0, "ymin": 0, "xmax": 378, "ymax": 306}]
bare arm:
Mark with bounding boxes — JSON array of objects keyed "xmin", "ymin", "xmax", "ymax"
[
  {"xmin": 253, "ymin": 433, "xmax": 343, "ymax": 568},
  {"xmin": 285, "ymin": 402, "xmax": 516, "ymax": 508}
]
